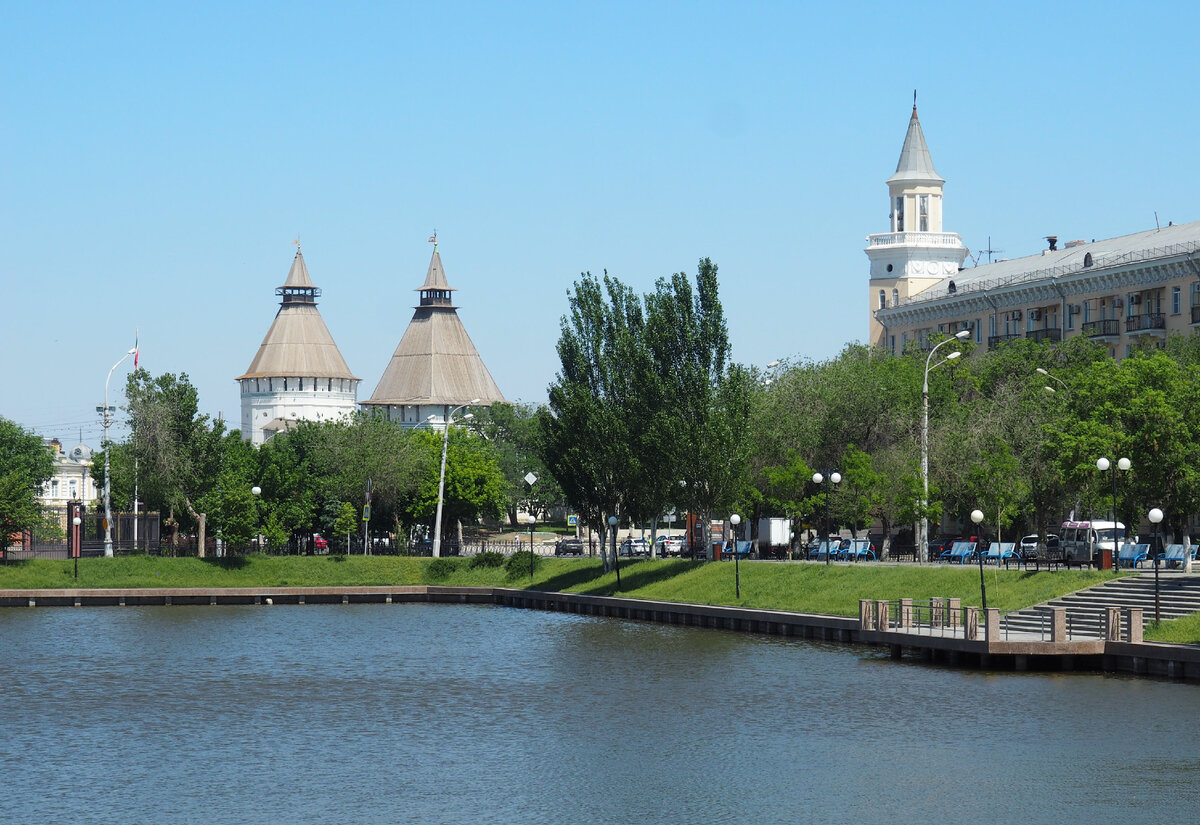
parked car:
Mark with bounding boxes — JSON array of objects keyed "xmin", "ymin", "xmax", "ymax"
[
  {"xmin": 1019, "ymin": 534, "xmax": 1060, "ymax": 557},
  {"xmin": 555, "ymin": 537, "xmax": 585, "ymax": 556},
  {"xmin": 653, "ymin": 535, "xmax": 686, "ymax": 557},
  {"xmin": 619, "ymin": 537, "xmax": 651, "ymax": 557},
  {"xmin": 927, "ymin": 535, "xmax": 961, "ymax": 558}
]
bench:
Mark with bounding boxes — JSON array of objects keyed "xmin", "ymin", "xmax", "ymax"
[
  {"xmin": 1117, "ymin": 543, "xmax": 1149, "ymax": 569},
  {"xmin": 1162, "ymin": 544, "xmax": 1195, "ymax": 568},
  {"xmin": 1020, "ymin": 556, "xmax": 1064, "ymax": 572}
]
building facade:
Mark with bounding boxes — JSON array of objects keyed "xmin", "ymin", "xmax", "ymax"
[
  {"xmin": 237, "ymin": 247, "xmax": 360, "ymax": 445},
  {"xmin": 870, "ymin": 111, "xmax": 1200, "ymax": 355},
  {"xmin": 39, "ymin": 438, "xmax": 98, "ymax": 514},
  {"xmin": 361, "ymin": 241, "xmax": 505, "ymax": 428}
]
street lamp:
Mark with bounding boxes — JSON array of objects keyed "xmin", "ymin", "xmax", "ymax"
[
  {"xmin": 251, "ymin": 486, "xmax": 262, "ymax": 553},
  {"xmin": 1096, "ymin": 456, "xmax": 1131, "ymax": 568},
  {"xmin": 431, "ymin": 399, "xmax": 480, "ymax": 558},
  {"xmin": 71, "ymin": 513, "xmax": 82, "ymax": 581},
  {"xmin": 730, "ymin": 513, "xmax": 742, "ymax": 599},
  {"xmin": 1149, "ymin": 507, "xmax": 1163, "ymax": 624},
  {"xmin": 98, "ymin": 346, "xmax": 137, "ymax": 557},
  {"xmin": 921, "ymin": 330, "xmax": 969, "ymax": 563},
  {"xmin": 608, "ymin": 514, "xmax": 621, "ymax": 589},
  {"xmin": 812, "ymin": 471, "xmax": 841, "ymax": 565},
  {"xmin": 971, "ymin": 509, "xmax": 987, "ymax": 612},
  {"xmin": 1036, "ymin": 367, "xmax": 1068, "ymax": 395}
]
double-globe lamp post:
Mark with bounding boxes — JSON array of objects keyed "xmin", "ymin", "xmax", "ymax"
[
  {"xmin": 1149, "ymin": 507, "xmax": 1164, "ymax": 624},
  {"xmin": 1096, "ymin": 457, "xmax": 1131, "ymax": 567},
  {"xmin": 431, "ymin": 399, "xmax": 480, "ymax": 558},
  {"xmin": 921, "ymin": 330, "xmax": 969, "ymax": 563},
  {"xmin": 730, "ymin": 513, "xmax": 741, "ymax": 599},
  {"xmin": 812, "ymin": 471, "xmax": 840, "ymax": 564}
]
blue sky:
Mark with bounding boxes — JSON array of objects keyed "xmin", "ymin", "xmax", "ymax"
[{"xmin": 5, "ymin": 1, "xmax": 1199, "ymax": 444}]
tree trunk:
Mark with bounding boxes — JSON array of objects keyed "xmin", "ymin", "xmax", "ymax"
[{"xmin": 183, "ymin": 496, "xmax": 206, "ymax": 558}]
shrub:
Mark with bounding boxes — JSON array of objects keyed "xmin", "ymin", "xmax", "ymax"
[
  {"xmin": 426, "ymin": 557, "xmax": 463, "ymax": 580},
  {"xmin": 469, "ymin": 551, "xmax": 505, "ymax": 569},
  {"xmin": 505, "ymin": 550, "xmax": 537, "ymax": 579}
]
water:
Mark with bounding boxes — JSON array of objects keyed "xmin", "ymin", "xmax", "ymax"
[{"xmin": 1, "ymin": 604, "xmax": 1197, "ymax": 824}]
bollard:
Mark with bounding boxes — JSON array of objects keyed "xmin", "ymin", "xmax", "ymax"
[
  {"xmin": 874, "ymin": 600, "xmax": 890, "ymax": 632},
  {"xmin": 1126, "ymin": 608, "xmax": 1143, "ymax": 644},
  {"xmin": 899, "ymin": 598, "xmax": 913, "ymax": 628},
  {"xmin": 859, "ymin": 599, "xmax": 873, "ymax": 630},
  {"xmin": 1050, "ymin": 607, "xmax": 1067, "ymax": 642},
  {"xmin": 931, "ymin": 597, "xmax": 945, "ymax": 627}
]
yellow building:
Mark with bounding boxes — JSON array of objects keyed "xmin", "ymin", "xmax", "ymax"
[{"xmin": 870, "ymin": 110, "xmax": 1200, "ymax": 356}]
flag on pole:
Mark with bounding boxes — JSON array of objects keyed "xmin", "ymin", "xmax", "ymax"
[{"xmin": 133, "ymin": 329, "xmax": 139, "ymax": 370}]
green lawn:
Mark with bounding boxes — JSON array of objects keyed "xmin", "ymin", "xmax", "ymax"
[{"xmin": 0, "ymin": 554, "xmax": 1123, "ymax": 616}]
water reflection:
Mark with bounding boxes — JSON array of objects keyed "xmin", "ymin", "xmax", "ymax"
[{"xmin": 0, "ymin": 604, "xmax": 1196, "ymax": 824}]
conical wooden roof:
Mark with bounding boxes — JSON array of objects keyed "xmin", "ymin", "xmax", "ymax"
[
  {"xmin": 236, "ymin": 250, "xmax": 358, "ymax": 381},
  {"xmin": 364, "ymin": 246, "xmax": 504, "ymax": 406}
]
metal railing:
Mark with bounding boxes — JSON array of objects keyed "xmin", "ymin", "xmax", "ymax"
[
  {"xmin": 987, "ymin": 333, "xmax": 1021, "ymax": 350},
  {"xmin": 1082, "ymin": 319, "xmax": 1121, "ymax": 337},
  {"xmin": 1026, "ymin": 328, "xmax": 1062, "ymax": 344},
  {"xmin": 1125, "ymin": 313, "xmax": 1165, "ymax": 333}
]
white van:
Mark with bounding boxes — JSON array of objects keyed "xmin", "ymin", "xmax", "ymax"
[{"xmin": 1059, "ymin": 520, "xmax": 1130, "ymax": 563}]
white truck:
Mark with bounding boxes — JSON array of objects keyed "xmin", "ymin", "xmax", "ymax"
[{"xmin": 757, "ymin": 517, "xmax": 792, "ymax": 560}]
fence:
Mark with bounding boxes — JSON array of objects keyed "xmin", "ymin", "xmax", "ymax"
[{"xmin": 861, "ymin": 599, "xmax": 1097, "ymax": 641}]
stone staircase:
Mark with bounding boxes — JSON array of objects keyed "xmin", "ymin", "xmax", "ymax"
[{"xmin": 1000, "ymin": 571, "xmax": 1200, "ymax": 639}]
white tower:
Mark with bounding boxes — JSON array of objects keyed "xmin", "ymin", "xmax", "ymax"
[
  {"xmin": 866, "ymin": 103, "xmax": 968, "ymax": 348},
  {"xmin": 237, "ymin": 247, "xmax": 360, "ymax": 445}
]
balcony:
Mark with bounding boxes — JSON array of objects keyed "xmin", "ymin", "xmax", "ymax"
[
  {"xmin": 1126, "ymin": 313, "xmax": 1166, "ymax": 335},
  {"xmin": 987, "ymin": 334, "xmax": 1021, "ymax": 351},
  {"xmin": 1026, "ymin": 328, "xmax": 1062, "ymax": 344},
  {"xmin": 1082, "ymin": 319, "xmax": 1121, "ymax": 339},
  {"xmin": 866, "ymin": 231, "xmax": 965, "ymax": 248}
]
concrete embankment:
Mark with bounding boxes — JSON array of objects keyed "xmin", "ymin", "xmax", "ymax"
[{"xmin": 3, "ymin": 585, "xmax": 1198, "ymax": 682}]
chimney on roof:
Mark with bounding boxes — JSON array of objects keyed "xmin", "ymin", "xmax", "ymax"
[{"xmin": 1046, "ymin": 236, "xmax": 1058, "ymax": 251}]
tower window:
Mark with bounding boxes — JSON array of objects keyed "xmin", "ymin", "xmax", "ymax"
[
  {"xmin": 895, "ymin": 197, "xmax": 905, "ymax": 232},
  {"xmin": 919, "ymin": 195, "xmax": 929, "ymax": 232},
  {"xmin": 892, "ymin": 288, "xmax": 899, "ymax": 307},
  {"xmin": 879, "ymin": 290, "xmax": 886, "ymax": 309}
]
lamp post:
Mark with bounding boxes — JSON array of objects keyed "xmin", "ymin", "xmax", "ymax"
[
  {"xmin": 1149, "ymin": 507, "xmax": 1163, "ymax": 624},
  {"xmin": 921, "ymin": 331, "xmax": 969, "ymax": 563},
  {"xmin": 251, "ymin": 486, "xmax": 262, "ymax": 553},
  {"xmin": 730, "ymin": 513, "xmax": 742, "ymax": 599},
  {"xmin": 431, "ymin": 399, "xmax": 480, "ymax": 558},
  {"xmin": 971, "ymin": 509, "xmax": 987, "ymax": 611},
  {"xmin": 98, "ymin": 346, "xmax": 137, "ymax": 557},
  {"xmin": 1096, "ymin": 456, "xmax": 1131, "ymax": 568},
  {"xmin": 71, "ymin": 511, "xmax": 82, "ymax": 581},
  {"xmin": 812, "ymin": 471, "xmax": 841, "ymax": 565},
  {"xmin": 608, "ymin": 514, "xmax": 621, "ymax": 589},
  {"xmin": 1036, "ymin": 367, "xmax": 1068, "ymax": 395},
  {"xmin": 527, "ymin": 514, "xmax": 537, "ymax": 580}
]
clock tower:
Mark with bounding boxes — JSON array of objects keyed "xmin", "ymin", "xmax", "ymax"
[{"xmin": 866, "ymin": 103, "xmax": 968, "ymax": 348}]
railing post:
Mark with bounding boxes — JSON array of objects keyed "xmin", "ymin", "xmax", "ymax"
[
  {"xmin": 931, "ymin": 597, "xmax": 945, "ymax": 627},
  {"xmin": 1050, "ymin": 607, "xmax": 1067, "ymax": 642},
  {"xmin": 1126, "ymin": 608, "xmax": 1143, "ymax": 643},
  {"xmin": 963, "ymin": 606, "xmax": 980, "ymax": 640},
  {"xmin": 859, "ymin": 599, "xmax": 873, "ymax": 630},
  {"xmin": 899, "ymin": 598, "xmax": 913, "ymax": 628},
  {"xmin": 875, "ymin": 600, "xmax": 890, "ymax": 632},
  {"xmin": 948, "ymin": 597, "xmax": 961, "ymax": 630},
  {"xmin": 984, "ymin": 608, "xmax": 1000, "ymax": 642},
  {"xmin": 1104, "ymin": 607, "xmax": 1122, "ymax": 641}
]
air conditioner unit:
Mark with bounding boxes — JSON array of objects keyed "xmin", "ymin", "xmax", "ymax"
[
  {"xmin": 1030, "ymin": 309, "xmax": 1042, "ymax": 321},
  {"xmin": 1130, "ymin": 294, "xmax": 1142, "ymax": 305},
  {"xmin": 1113, "ymin": 298, "xmax": 1124, "ymax": 309},
  {"xmin": 1012, "ymin": 309, "xmax": 1022, "ymax": 321}
]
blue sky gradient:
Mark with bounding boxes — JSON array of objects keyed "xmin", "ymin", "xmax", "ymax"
[{"xmin": 5, "ymin": 1, "xmax": 1199, "ymax": 442}]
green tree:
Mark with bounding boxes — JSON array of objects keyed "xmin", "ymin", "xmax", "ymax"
[
  {"xmin": 0, "ymin": 418, "xmax": 56, "ymax": 549},
  {"xmin": 332, "ymin": 501, "xmax": 359, "ymax": 554}
]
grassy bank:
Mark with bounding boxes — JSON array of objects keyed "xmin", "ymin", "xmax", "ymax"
[{"xmin": 0, "ymin": 554, "xmax": 1118, "ymax": 612}]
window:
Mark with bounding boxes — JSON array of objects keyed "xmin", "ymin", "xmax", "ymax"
[
  {"xmin": 69, "ymin": 480, "xmax": 77, "ymax": 499},
  {"xmin": 879, "ymin": 290, "xmax": 886, "ymax": 309},
  {"xmin": 892, "ymin": 288, "xmax": 899, "ymax": 307},
  {"xmin": 1127, "ymin": 298, "xmax": 1135, "ymax": 319},
  {"xmin": 283, "ymin": 378, "xmax": 288, "ymax": 391},
  {"xmin": 1067, "ymin": 306, "xmax": 1075, "ymax": 331},
  {"xmin": 989, "ymin": 315, "xmax": 996, "ymax": 337},
  {"xmin": 1192, "ymin": 282, "xmax": 1200, "ymax": 307},
  {"xmin": 919, "ymin": 195, "xmax": 929, "ymax": 231},
  {"xmin": 902, "ymin": 332, "xmax": 908, "ymax": 348},
  {"xmin": 1172, "ymin": 287, "xmax": 1181, "ymax": 315},
  {"xmin": 974, "ymin": 320, "xmax": 981, "ymax": 344},
  {"xmin": 890, "ymin": 335, "xmax": 896, "ymax": 353},
  {"xmin": 1083, "ymin": 301, "xmax": 1091, "ymax": 323},
  {"xmin": 895, "ymin": 196, "xmax": 905, "ymax": 231},
  {"xmin": 52, "ymin": 479, "xmax": 60, "ymax": 498}
]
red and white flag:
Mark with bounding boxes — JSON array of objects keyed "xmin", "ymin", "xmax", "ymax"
[{"xmin": 133, "ymin": 329, "xmax": 139, "ymax": 370}]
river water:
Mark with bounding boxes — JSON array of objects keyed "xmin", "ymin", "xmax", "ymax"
[{"xmin": 1, "ymin": 604, "xmax": 1196, "ymax": 824}]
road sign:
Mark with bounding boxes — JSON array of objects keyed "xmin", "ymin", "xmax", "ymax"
[
  {"xmin": 363, "ymin": 504, "xmax": 371, "ymax": 522},
  {"xmin": 524, "ymin": 472, "xmax": 538, "ymax": 486},
  {"xmin": 567, "ymin": 515, "xmax": 578, "ymax": 527}
]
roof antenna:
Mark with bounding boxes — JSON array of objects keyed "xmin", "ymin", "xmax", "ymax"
[
  {"xmin": 1155, "ymin": 212, "xmax": 1161, "ymax": 231},
  {"xmin": 981, "ymin": 235, "xmax": 1003, "ymax": 264},
  {"xmin": 913, "ymin": 89, "xmax": 917, "ymax": 113}
]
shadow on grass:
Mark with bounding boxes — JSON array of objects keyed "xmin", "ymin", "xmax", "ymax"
[
  {"xmin": 203, "ymin": 555, "xmax": 251, "ymax": 570},
  {"xmin": 526, "ymin": 561, "xmax": 608, "ymax": 592},
  {"xmin": 572, "ymin": 559, "xmax": 701, "ymax": 596}
]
